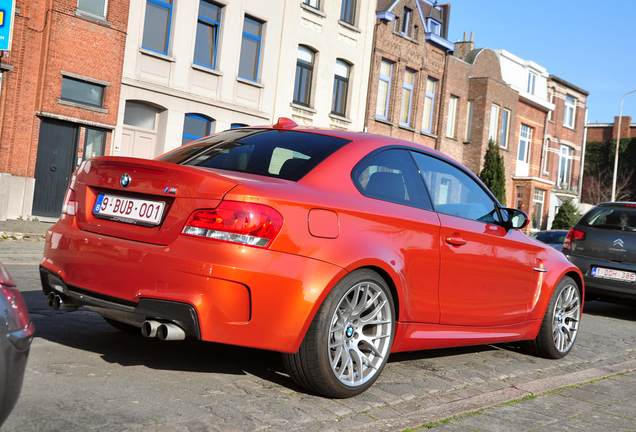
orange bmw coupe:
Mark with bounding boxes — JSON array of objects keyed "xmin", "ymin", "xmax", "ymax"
[{"xmin": 40, "ymin": 119, "xmax": 584, "ymax": 397}]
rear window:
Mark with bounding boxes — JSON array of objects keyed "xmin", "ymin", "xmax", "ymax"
[
  {"xmin": 580, "ymin": 206, "xmax": 636, "ymax": 232},
  {"xmin": 158, "ymin": 129, "xmax": 349, "ymax": 181},
  {"xmin": 536, "ymin": 231, "xmax": 568, "ymax": 244}
]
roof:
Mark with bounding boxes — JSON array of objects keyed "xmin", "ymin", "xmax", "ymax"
[{"xmin": 549, "ymin": 75, "xmax": 590, "ymax": 96}]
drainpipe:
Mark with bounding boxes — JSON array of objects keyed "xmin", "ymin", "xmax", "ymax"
[
  {"xmin": 540, "ymin": 86, "xmax": 553, "ymax": 178},
  {"xmin": 578, "ymin": 108, "xmax": 589, "ymax": 203}
]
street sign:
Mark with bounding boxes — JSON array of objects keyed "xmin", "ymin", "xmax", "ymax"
[{"xmin": 0, "ymin": 0, "xmax": 16, "ymax": 51}]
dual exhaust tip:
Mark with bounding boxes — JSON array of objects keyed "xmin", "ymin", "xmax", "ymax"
[
  {"xmin": 47, "ymin": 292, "xmax": 79, "ymax": 311},
  {"xmin": 141, "ymin": 320, "xmax": 186, "ymax": 341}
]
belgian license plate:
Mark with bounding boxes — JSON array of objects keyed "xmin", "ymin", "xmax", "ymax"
[
  {"xmin": 93, "ymin": 194, "xmax": 165, "ymax": 226},
  {"xmin": 591, "ymin": 267, "xmax": 636, "ymax": 283}
]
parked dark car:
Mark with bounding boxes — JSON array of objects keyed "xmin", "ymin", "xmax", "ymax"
[
  {"xmin": 530, "ymin": 230, "xmax": 569, "ymax": 251},
  {"xmin": 563, "ymin": 202, "xmax": 636, "ymax": 304},
  {"xmin": 0, "ymin": 261, "xmax": 35, "ymax": 426}
]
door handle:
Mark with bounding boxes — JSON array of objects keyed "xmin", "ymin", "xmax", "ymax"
[{"xmin": 445, "ymin": 236, "xmax": 467, "ymax": 246}]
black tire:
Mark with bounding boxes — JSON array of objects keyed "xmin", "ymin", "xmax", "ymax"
[
  {"xmin": 525, "ymin": 276, "xmax": 581, "ymax": 359},
  {"xmin": 103, "ymin": 317, "xmax": 142, "ymax": 336},
  {"xmin": 282, "ymin": 269, "xmax": 395, "ymax": 398}
]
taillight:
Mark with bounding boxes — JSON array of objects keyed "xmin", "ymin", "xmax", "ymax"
[
  {"xmin": 182, "ymin": 201, "xmax": 283, "ymax": 248},
  {"xmin": 563, "ymin": 228, "xmax": 585, "ymax": 250},
  {"xmin": 62, "ymin": 187, "xmax": 77, "ymax": 216},
  {"xmin": 0, "ymin": 263, "xmax": 31, "ymax": 332}
]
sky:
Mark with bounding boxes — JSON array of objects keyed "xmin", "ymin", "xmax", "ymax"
[{"xmin": 446, "ymin": 0, "xmax": 636, "ymax": 125}]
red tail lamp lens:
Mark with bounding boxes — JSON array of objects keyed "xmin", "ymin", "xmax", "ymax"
[
  {"xmin": 182, "ymin": 201, "xmax": 283, "ymax": 248},
  {"xmin": 563, "ymin": 228, "xmax": 585, "ymax": 250}
]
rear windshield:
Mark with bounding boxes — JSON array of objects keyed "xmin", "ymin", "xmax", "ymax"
[
  {"xmin": 580, "ymin": 206, "xmax": 636, "ymax": 232},
  {"xmin": 158, "ymin": 129, "xmax": 350, "ymax": 181},
  {"xmin": 535, "ymin": 231, "xmax": 568, "ymax": 244}
]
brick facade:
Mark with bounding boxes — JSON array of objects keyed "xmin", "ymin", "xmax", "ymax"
[{"xmin": 587, "ymin": 116, "xmax": 636, "ymax": 142}]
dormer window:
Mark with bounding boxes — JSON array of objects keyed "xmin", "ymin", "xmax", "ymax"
[
  {"xmin": 427, "ymin": 18, "xmax": 441, "ymax": 36},
  {"xmin": 527, "ymin": 72, "xmax": 537, "ymax": 95},
  {"xmin": 401, "ymin": 8, "xmax": 411, "ymax": 36}
]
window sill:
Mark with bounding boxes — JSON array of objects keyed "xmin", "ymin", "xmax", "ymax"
[
  {"xmin": 329, "ymin": 113, "xmax": 352, "ymax": 123},
  {"xmin": 398, "ymin": 124, "xmax": 416, "ymax": 132},
  {"xmin": 57, "ymin": 99, "xmax": 108, "ymax": 114},
  {"xmin": 338, "ymin": 20, "xmax": 361, "ymax": 33},
  {"xmin": 563, "ymin": 124, "xmax": 577, "ymax": 132},
  {"xmin": 300, "ymin": 3, "xmax": 326, "ymax": 18},
  {"xmin": 374, "ymin": 117, "xmax": 394, "ymax": 127},
  {"xmin": 236, "ymin": 77, "xmax": 264, "ymax": 88},
  {"xmin": 140, "ymin": 48, "xmax": 176, "ymax": 63},
  {"xmin": 291, "ymin": 102, "xmax": 317, "ymax": 114},
  {"xmin": 75, "ymin": 9, "xmax": 111, "ymax": 26},
  {"xmin": 421, "ymin": 131, "xmax": 438, "ymax": 139},
  {"xmin": 392, "ymin": 31, "xmax": 420, "ymax": 44},
  {"xmin": 445, "ymin": 136, "xmax": 458, "ymax": 141},
  {"xmin": 192, "ymin": 63, "xmax": 223, "ymax": 76}
]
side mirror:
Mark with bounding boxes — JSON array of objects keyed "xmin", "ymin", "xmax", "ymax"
[{"xmin": 500, "ymin": 208, "xmax": 529, "ymax": 230}]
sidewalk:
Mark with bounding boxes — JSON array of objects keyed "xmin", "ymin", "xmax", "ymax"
[{"xmin": 0, "ymin": 218, "xmax": 54, "ymax": 240}]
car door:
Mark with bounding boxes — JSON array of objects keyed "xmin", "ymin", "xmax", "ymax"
[{"xmin": 411, "ymin": 152, "xmax": 537, "ymax": 326}]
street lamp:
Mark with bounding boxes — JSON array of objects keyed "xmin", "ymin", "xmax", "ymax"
[{"xmin": 611, "ymin": 89, "xmax": 636, "ymax": 202}]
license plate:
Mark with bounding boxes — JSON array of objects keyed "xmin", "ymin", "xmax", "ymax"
[
  {"xmin": 93, "ymin": 194, "xmax": 166, "ymax": 227},
  {"xmin": 591, "ymin": 267, "xmax": 636, "ymax": 283}
]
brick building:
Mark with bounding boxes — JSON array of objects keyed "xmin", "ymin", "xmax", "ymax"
[
  {"xmin": 587, "ymin": 116, "xmax": 636, "ymax": 142},
  {"xmin": 0, "ymin": 0, "xmax": 129, "ymax": 220}
]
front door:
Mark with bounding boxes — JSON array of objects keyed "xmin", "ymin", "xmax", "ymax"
[{"xmin": 32, "ymin": 118, "xmax": 78, "ymax": 217}]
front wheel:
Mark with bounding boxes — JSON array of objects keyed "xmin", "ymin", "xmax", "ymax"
[
  {"xmin": 283, "ymin": 269, "xmax": 395, "ymax": 398},
  {"xmin": 525, "ymin": 276, "xmax": 581, "ymax": 359}
]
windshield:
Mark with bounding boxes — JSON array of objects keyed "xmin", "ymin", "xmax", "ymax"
[
  {"xmin": 580, "ymin": 206, "xmax": 636, "ymax": 232},
  {"xmin": 158, "ymin": 129, "xmax": 350, "ymax": 181}
]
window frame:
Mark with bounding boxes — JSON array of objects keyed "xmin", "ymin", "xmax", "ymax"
[
  {"xmin": 446, "ymin": 95, "xmax": 458, "ymax": 138},
  {"xmin": 60, "ymin": 76, "xmax": 105, "ymax": 108},
  {"xmin": 77, "ymin": 0, "xmax": 108, "ymax": 18},
  {"xmin": 557, "ymin": 144, "xmax": 574, "ymax": 189},
  {"xmin": 500, "ymin": 108, "xmax": 510, "ymax": 148},
  {"xmin": 182, "ymin": 113, "xmax": 214, "ymax": 145},
  {"xmin": 564, "ymin": 94, "xmax": 576, "ymax": 128},
  {"xmin": 238, "ymin": 16, "xmax": 264, "ymax": 82},
  {"xmin": 488, "ymin": 104, "xmax": 499, "ymax": 143},
  {"xmin": 142, "ymin": 0, "xmax": 174, "ymax": 56},
  {"xmin": 532, "ymin": 188, "xmax": 545, "ymax": 230},
  {"xmin": 303, "ymin": 0, "xmax": 320, "ymax": 9},
  {"xmin": 401, "ymin": 8, "xmax": 411, "ymax": 36},
  {"xmin": 293, "ymin": 45, "xmax": 315, "ymax": 107},
  {"xmin": 193, "ymin": 0, "xmax": 222, "ymax": 70},
  {"xmin": 399, "ymin": 68, "xmax": 415, "ymax": 127},
  {"xmin": 375, "ymin": 59, "xmax": 393, "ymax": 120},
  {"xmin": 427, "ymin": 18, "xmax": 441, "ymax": 35},
  {"xmin": 331, "ymin": 59, "xmax": 350, "ymax": 117},
  {"xmin": 518, "ymin": 124, "xmax": 532, "ymax": 163},
  {"xmin": 527, "ymin": 71, "xmax": 536, "ymax": 95},
  {"xmin": 422, "ymin": 77, "xmax": 437, "ymax": 134},
  {"xmin": 465, "ymin": 100, "xmax": 474, "ymax": 141},
  {"xmin": 340, "ymin": 0, "xmax": 356, "ymax": 25}
]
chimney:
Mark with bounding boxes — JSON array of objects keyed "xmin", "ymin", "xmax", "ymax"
[{"xmin": 453, "ymin": 31, "xmax": 475, "ymax": 61}]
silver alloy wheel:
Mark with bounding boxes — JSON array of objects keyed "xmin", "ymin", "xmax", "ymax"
[
  {"xmin": 328, "ymin": 280, "xmax": 393, "ymax": 387},
  {"xmin": 551, "ymin": 282, "xmax": 581, "ymax": 353}
]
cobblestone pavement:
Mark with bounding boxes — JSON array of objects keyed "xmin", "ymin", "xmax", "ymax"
[{"xmin": 1, "ymin": 225, "xmax": 635, "ymax": 431}]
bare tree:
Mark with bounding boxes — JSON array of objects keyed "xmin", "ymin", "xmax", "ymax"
[{"xmin": 582, "ymin": 166, "xmax": 634, "ymax": 204}]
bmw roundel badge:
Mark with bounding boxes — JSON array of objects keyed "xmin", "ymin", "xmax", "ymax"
[{"xmin": 120, "ymin": 173, "xmax": 131, "ymax": 188}]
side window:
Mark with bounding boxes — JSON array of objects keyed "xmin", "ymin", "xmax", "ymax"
[
  {"xmin": 353, "ymin": 149, "xmax": 431, "ymax": 210},
  {"xmin": 411, "ymin": 152, "xmax": 499, "ymax": 223}
]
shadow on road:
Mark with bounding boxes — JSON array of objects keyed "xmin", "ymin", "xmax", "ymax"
[{"xmin": 583, "ymin": 300, "xmax": 636, "ymax": 322}]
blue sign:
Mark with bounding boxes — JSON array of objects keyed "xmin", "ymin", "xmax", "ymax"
[{"xmin": 0, "ymin": 0, "xmax": 16, "ymax": 51}]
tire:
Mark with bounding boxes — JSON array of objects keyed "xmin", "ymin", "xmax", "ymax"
[
  {"xmin": 282, "ymin": 269, "xmax": 395, "ymax": 398},
  {"xmin": 103, "ymin": 317, "xmax": 142, "ymax": 336},
  {"xmin": 525, "ymin": 276, "xmax": 581, "ymax": 359}
]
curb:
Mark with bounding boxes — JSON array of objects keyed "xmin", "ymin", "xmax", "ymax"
[
  {"xmin": 361, "ymin": 358, "xmax": 636, "ymax": 432},
  {"xmin": 0, "ymin": 231, "xmax": 46, "ymax": 240}
]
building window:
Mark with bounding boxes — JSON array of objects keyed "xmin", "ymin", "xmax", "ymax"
[
  {"xmin": 293, "ymin": 46, "xmax": 315, "ymax": 107},
  {"xmin": 340, "ymin": 0, "xmax": 356, "ymax": 25},
  {"xmin": 142, "ymin": 0, "xmax": 173, "ymax": 55},
  {"xmin": 500, "ymin": 108, "xmax": 510, "ymax": 148},
  {"xmin": 446, "ymin": 95, "xmax": 458, "ymax": 138},
  {"xmin": 532, "ymin": 188, "xmax": 545, "ymax": 230},
  {"xmin": 303, "ymin": 0, "xmax": 320, "ymax": 9},
  {"xmin": 427, "ymin": 18, "xmax": 441, "ymax": 35},
  {"xmin": 401, "ymin": 8, "xmax": 411, "ymax": 36},
  {"xmin": 516, "ymin": 186, "xmax": 524, "ymax": 210},
  {"xmin": 465, "ymin": 101, "xmax": 474, "ymax": 141},
  {"xmin": 193, "ymin": 1, "xmax": 222, "ymax": 69},
  {"xmin": 558, "ymin": 144, "xmax": 574, "ymax": 189},
  {"xmin": 182, "ymin": 114, "xmax": 214, "ymax": 145},
  {"xmin": 527, "ymin": 71, "xmax": 536, "ymax": 95},
  {"xmin": 518, "ymin": 124, "xmax": 532, "ymax": 163},
  {"xmin": 422, "ymin": 77, "xmax": 437, "ymax": 133},
  {"xmin": 61, "ymin": 77, "xmax": 104, "ymax": 108},
  {"xmin": 376, "ymin": 59, "xmax": 393, "ymax": 120},
  {"xmin": 81, "ymin": 127, "xmax": 106, "ymax": 162},
  {"xmin": 399, "ymin": 68, "xmax": 415, "ymax": 126},
  {"xmin": 238, "ymin": 16, "xmax": 263, "ymax": 82},
  {"xmin": 123, "ymin": 101, "xmax": 157, "ymax": 130},
  {"xmin": 331, "ymin": 60, "xmax": 350, "ymax": 117},
  {"xmin": 564, "ymin": 95, "xmax": 576, "ymax": 128},
  {"xmin": 488, "ymin": 104, "xmax": 499, "ymax": 143},
  {"xmin": 77, "ymin": 0, "xmax": 107, "ymax": 17}
]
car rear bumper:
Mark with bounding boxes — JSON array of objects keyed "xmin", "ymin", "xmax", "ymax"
[
  {"xmin": 40, "ymin": 218, "xmax": 347, "ymax": 353},
  {"xmin": 566, "ymin": 253, "xmax": 636, "ymax": 301}
]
